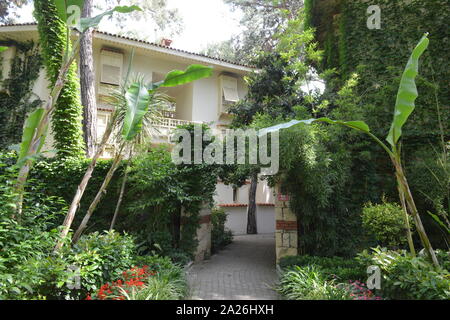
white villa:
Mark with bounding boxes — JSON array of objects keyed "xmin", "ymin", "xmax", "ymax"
[{"xmin": 0, "ymin": 23, "xmax": 276, "ymax": 237}]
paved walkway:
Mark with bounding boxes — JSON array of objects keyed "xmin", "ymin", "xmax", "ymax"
[{"xmin": 187, "ymin": 233, "xmax": 279, "ymax": 300}]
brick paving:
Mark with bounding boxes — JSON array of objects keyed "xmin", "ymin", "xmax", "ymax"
[{"xmin": 187, "ymin": 234, "xmax": 279, "ymax": 300}]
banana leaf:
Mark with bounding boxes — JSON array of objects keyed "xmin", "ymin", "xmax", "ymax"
[
  {"xmin": 153, "ymin": 65, "xmax": 213, "ymax": 89},
  {"xmin": 17, "ymin": 108, "xmax": 46, "ymax": 166},
  {"xmin": 122, "ymin": 82, "xmax": 150, "ymax": 141},
  {"xmin": 427, "ymin": 211, "xmax": 450, "ymax": 234},
  {"xmin": 258, "ymin": 118, "xmax": 371, "ymax": 137},
  {"xmin": 386, "ymin": 33, "xmax": 429, "ymax": 148}
]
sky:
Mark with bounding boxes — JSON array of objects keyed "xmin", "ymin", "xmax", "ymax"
[
  {"xmin": 14, "ymin": 0, "xmax": 243, "ymax": 53},
  {"xmin": 165, "ymin": 0, "xmax": 243, "ymax": 52}
]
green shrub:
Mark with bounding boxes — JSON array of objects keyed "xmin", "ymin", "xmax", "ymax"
[
  {"xmin": 32, "ymin": 156, "xmax": 125, "ymax": 232},
  {"xmin": 0, "ymin": 152, "xmax": 189, "ymax": 300},
  {"xmin": 0, "ymin": 162, "xmax": 136, "ymax": 301},
  {"xmin": 362, "ymin": 199, "xmax": 412, "ymax": 248},
  {"xmin": 62, "ymin": 231, "xmax": 136, "ymax": 299},
  {"xmin": 125, "ymin": 145, "xmax": 217, "ymax": 259},
  {"xmin": 0, "ymin": 160, "xmax": 68, "ymax": 299},
  {"xmin": 357, "ymin": 247, "xmax": 450, "ymax": 300},
  {"xmin": 279, "ymin": 255, "xmax": 366, "ymax": 282},
  {"xmin": 277, "ymin": 266, "xmax": 351, "ymax": 300},
  {"xmin": 211, "ymin": 207, "xmax": 233, "ymax": 253},
  {"xmin": 436, "ymin": 250, "xmax": 450, "ymax": 270}
]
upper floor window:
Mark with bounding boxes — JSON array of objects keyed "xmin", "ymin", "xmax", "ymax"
[
  {"xmin": 219, "ymin": 75, "xmax": 240, "ymax": 114},
  {"xmin": 100, "ymin": 49, "xmax": 123, "ymax": 86},
  {"xmin": 220, "ymin": 75, "xmax": 239, "ymax": 103}
]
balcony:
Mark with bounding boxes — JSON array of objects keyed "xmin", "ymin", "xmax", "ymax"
[{"xmin": 150, "ymin": 116, "xmax": 202, "ymax": 143}]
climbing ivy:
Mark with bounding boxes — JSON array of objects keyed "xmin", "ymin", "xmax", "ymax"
[
  {"xmin": 308, "ymin": 0, "xmax": 449, "ymax": 248},
  {"xmin": 34, "ymin": 0, "xmax": 85, "ymax": 158},
  {"xmin": 0, "ymin": 41, "xmax": 42, "ymax": 150}
]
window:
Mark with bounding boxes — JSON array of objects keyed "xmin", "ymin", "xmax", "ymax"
[
  {"xmin": 100, "ymin": 49, "xmax": 123, "ymax": 86},
  {"xmin": 220, "ymin": 75, "xmax": 239, "ymax": 102},
  {"xmin": 219, "ymin": 75, "xmax": 239, "ymax": 114}
]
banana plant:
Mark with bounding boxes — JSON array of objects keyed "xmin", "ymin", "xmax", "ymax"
[
  {"xmin": 14, "ymin": 0, "xmax": 141, "ymax": 217},
  {"xmin": 58, "ymin": 64, "xmax": 213, "ymax": 249},
  {"xmin": 259, "ymin": 34, "xmax": 440, "ymax": 267},
  {"xmin": 71, "ymin": 79, "xmax": 157, "ymax": 243}
]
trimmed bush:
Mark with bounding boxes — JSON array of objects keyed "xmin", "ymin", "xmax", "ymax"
[
  {"xmin": 362, "ymin": 199, "xmax": 412, "ymax": 248},
  {"xmin": 211, "ymin": 207, "xmax": 233, "ymax": 253}
]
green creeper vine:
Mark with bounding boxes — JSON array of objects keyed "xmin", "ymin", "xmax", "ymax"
[
  {"xmin": 0, "ymin": 41, "xmax": 42, "ymax": 150},
  {"xmin": 34, "ymin": 0, "xmax": 85, "ymax": 158},
  {"xmin": 307, "ymin": 0, "xmax": 449, "ymax": 248}
]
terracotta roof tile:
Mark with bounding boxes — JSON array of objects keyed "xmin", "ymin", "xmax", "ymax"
[{"xmin": 0, "ymin": 23, "xmax": 255, "ymax": 69}]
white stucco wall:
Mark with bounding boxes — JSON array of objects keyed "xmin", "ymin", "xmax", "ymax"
[
  {"xmin": 223, "ymin": 205, "xmax": 275, "ymax": 236},
  {"xmin": 215, "ymin": 180, "xmax": 274, "ymax": 206},
  {"xmin": 256, "ymin": 206, "xmax": 276, "ymax": 234},
  {"xmin": 224, "ymin": 207, "xmax": 247, "ymax": 235}
]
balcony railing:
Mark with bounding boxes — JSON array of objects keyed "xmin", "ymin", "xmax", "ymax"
[
  {"xmin": 151, "ymin": 116, "xmax": 200, "ymax": 129},
  {"xmin": 150, "ymin": 117, "xmax": 203, "ymax": 142}
]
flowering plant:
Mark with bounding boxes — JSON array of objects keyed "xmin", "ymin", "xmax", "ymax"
[
  {"xmin": 343, "ymin": 280, "xmax": 383, "ymax": 300},
  {"xmin": 87, "ymin": 266, "xmax": 156, "ymax": 300}
]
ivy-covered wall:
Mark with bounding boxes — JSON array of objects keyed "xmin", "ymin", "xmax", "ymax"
[
  {"xmin": 310, "ymin": 0, "xmax": 449, "ymax": 137},
  {"xmin": 34, "ymin": 0, "xmax": 85, "ymax": 158},
  {"xmin": 306, "ymin": 0, "xmax": 449, "ymax": 250},
  {"xmin": 0, "ymin": 41, "xmax": 42, "ymax": 149}
]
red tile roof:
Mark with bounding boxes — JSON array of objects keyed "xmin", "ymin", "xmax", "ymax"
[
  {"xmin": 218, "ymin": 203, "xmax": 274, "ymax": 207},
  {"xmin": 219, "ymin": 203, "xmax": 248, "ymax": 208},
  {"xmin": 0, "ymin": 23, "xmax": 255, "ymax": 69}
]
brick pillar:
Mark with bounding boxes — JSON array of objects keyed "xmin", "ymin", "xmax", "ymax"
[{"xmin": 275, "ymin": 185, "xmax": 298, "ymax": 262}]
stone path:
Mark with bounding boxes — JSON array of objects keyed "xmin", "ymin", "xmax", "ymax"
[{"xmin": 187, "ymin": 233, "xmax": 279, "ymax": 300}]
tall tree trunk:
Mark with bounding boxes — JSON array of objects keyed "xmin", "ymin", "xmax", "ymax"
[
  {"xmin": 80, "ymin": 0, "xmax": 97, "ymax": 158},
  {"xmin": 72, "ymin": 145, "xmax": 124, "ymax": 244},
  {"xmin": 110, "ymin": 148, "xmax": 133, "ymax": 231},
  {"xmin": 247, "ymin": 172, "xmax": 258, "ymax": 234}
]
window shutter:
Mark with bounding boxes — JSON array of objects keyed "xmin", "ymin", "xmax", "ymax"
[
  {"xmin": 100, "ymin": 49, "xmax": 123, "ymax": 86},
  {"xmin": 220, "ymin": 75, "xmax": 239, "ymax": 102}
]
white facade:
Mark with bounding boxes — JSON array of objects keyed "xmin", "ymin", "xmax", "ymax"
[{"xmin": 0, "ymin": 24, "xmax": 275, "ymax": 235}]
